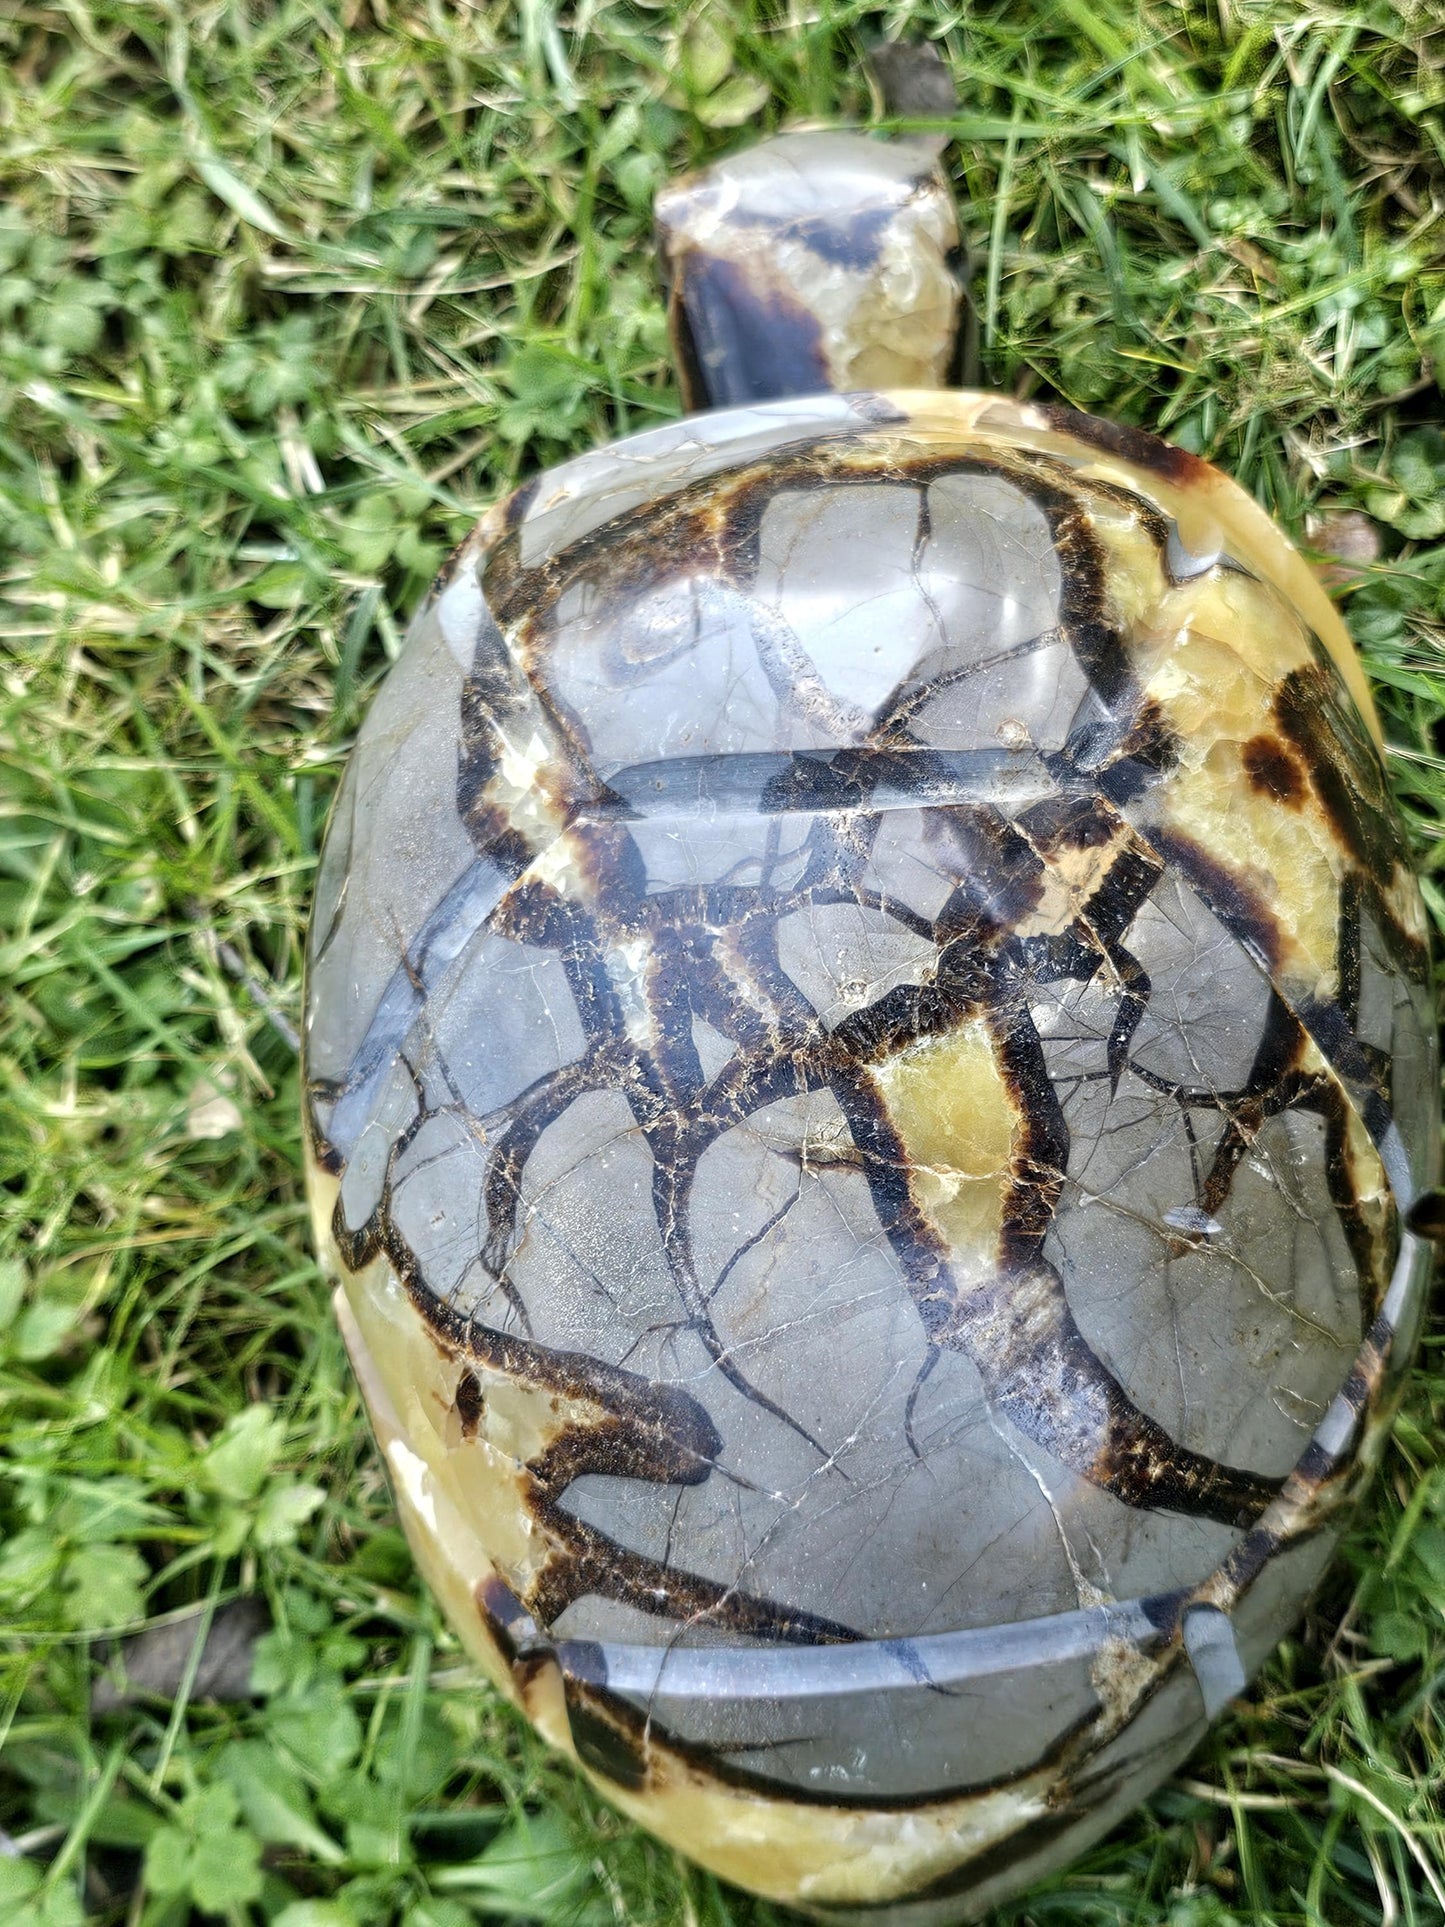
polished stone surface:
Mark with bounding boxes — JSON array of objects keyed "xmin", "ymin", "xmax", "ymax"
[
  {"xmin": 654, "ymin": 129, "xmax": 962, "ymax": 408},
  {"xmin": 305, "ymin": 390, "xmax": 1437, "ymax": 1915}
]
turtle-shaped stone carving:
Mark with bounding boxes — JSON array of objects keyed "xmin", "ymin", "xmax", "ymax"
[{"xmin": 304, "ymin": 72, "xmax": 1438, "ymax": 1925}]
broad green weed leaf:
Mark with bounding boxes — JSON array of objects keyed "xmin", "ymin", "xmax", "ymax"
[
  {"xmin": 335, "ymin": 497, "xmax": 397, "ymax": 574},
  {"xmin": 143, "ymin": 1826, "xmax": 191, "ymax": 1897},
  {"xmin": 144, "ymin": 1785, "xmax": 263, "ymax": 1912},
  {"xmin": 1410, "ymin": 1521, "xmax": 1445, "ymax": 1585},
  {"xmin": 250, "ymin": 1625, "xmax": 314, "ymax": 1696},
  {"xmin": 204, "ymin": 1404, "xmax": 285, "ymax": 1502},
  {"xmin": 272, "ymin": 1902, "xmax": 357, "ymax": 1927},
  {"xmin": 62, "ymin": 1541, "xmax": 147, "ymax": 1630},
  {"xmin": 249, "ymin": 561, "xmax": 311, "ymax": 609},
  {"xmin": 13, "ymin": 1891, "xmax": 84, "ymax": 1927},
  {"xmin": 188, "ymin": 1782, "xmax": 242, "ymax": 1832},
  {"xmin": 0, "ymin": 1860, "xmax": 41, "ymax": 1907},
  {"xmin": 189, "ymin": 1826, "xmax": 264, "ymax": 1911},
  {"xmin": 0, "ymin": 1527, "xmax": 60, "ymax": 1600},
  {"xmin": 270, "ymin": 1676, "xmax": 363, "ymax": 1779},
  {"xmin": 496, "ymin": 345, "xmax": 592, "ymax": 445},
  {"xmin": 1370, "ymin": 1609, "xmax": 1428, "ymax": 1661},
  {"xmin": 432, "ymin": 1811, "xmax": 599, "ymax": 1917},
  {"xmin": 54, "ymin": 1475, "xmax": 157, "ymax": 1544},
  {"xmin": 12, "ymin": 1296, "xmax": 77, "ymax": 1362},
  {"xmin": 695, "ymin": 74, "xmax": 771, "ymax": 128},
  {"xmin": 322, "ymin": 1775, "xmax": 403, "ymax": 1869},
  {"xmin": 84, "ymin": 1792, "xmax": 162, "ymax": 1850},
  {"xmin": 255, "ymin": 1481, "xmax": 326, "ymax": 1549},
  {"xmin": 217, "ymin": 1740, "xmax": 344, "ymax": 1862},
  {"xmin": 1364, "ymin": 428, "xmax": 1445, "ymax": 539},
  {"xmin": 403, "ymin": 1902, "xmax": 474, "ymax": 1927},
  {"xmin": 681, "ymin": 18, "xmax": 733, "ymax": 96}
]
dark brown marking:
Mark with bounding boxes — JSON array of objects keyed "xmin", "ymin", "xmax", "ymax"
[
  {"xmin": 993, "ymin": 1002, "xmax": 1068, "ymax": 1270},
  {"xmin": 1275, "ymin": 667, "xmax": 1395, "ymax": 868},
  {"xmin": 1336, "ymin": 873, "xmax": 1363, "ymax": 1025},
  {"xmin": 526, "ymin": 1505, "xmax": 856, "ymax": 1645},
  {"xmin": 1272, "ymin": 667, "xmax": 1429, "ymax": 984},
  {"xmin": 1086, "ymin": 1414, "xmax": 1278, "ymax": 1530},
  {"xmin": 1406, "ymin": 1190, "xmax": 1445, "ymax": 1241},
  {"xmin": 1242, "ymin": 733, "xmax": 1306, "ymax": 806},
  {"xmin": 1315, "ymin": 1074, "xmax": 1393, "ymax": 1309},
  {"xmin": 661, "ymin": 264, "xmax": 712, "ymax": 419},
  {"xmin": 765, "ymin": 205, "xmax": 898, "ymax": 273},
  {"xmin": 502, "ymin": 473, "xmax": 540, "ymax": 532},
  {"xmin": 666, "ymin": 250, "xmax": 830, "ymax": 410},
  {"xmin": 926, "ymin": 804, "xmax": 1046, "ymax": 939},
  {"xmin": 419, "ymin": 1282, "xmax": 725, "ymax": 1485},
  {"xmin": 1019, "ymin": 792, "xmax": 1120, "ymax": 855},
  {"xmin": 1194, "ymin": 995, "xmax": 1308, "ymax": 1222},
  {"xmin": 1339, "ymin": 1366, "xmax": 1371, "ymax": 1411},
  {"xmin": 455, "ymin": 1369, "xmax": 484, "ymax": 1439},
  {"xmin": 565, "ymin": 1689, "xmax": 650, "ymax": 1793},
  {"xmin": 330, "ymin": 1200, "xmax": 380, "ymax": 1274},
  {"xmin": 303, "ymin": 1096, "xmax": 344, "ymax": 1176},
  {"xmin": 1036, "ymin": 403, "xmax": 1214, "ymax": 491},
  {"xmin": 1096, "ymin": 698, "xmax": 1182, "ymax": 804}
]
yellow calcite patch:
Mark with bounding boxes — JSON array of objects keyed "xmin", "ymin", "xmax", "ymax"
[
  {"xmin": 1145, "ymin": 572, "xmax": 1316, "ymax": 692},
  {"xmin": 837, "ymin": 212, "xmax": 961, "ymax": 391},
  {"xmin": 306, "ymin": 1163, "xmax": 343, "ymax": 1273},
  {"xmin": 1084, "ymin": 500, "xmax": 1169, "ymax": 633},
  {"xmin": 343, "ymin": 1264, "xmax": 562, "ymax": 1596},
  {"xmin": 330, "ymin": 1274, "xmax": 567, "ymax": 1714},
  {"xmin": 1124, "ymin": 570, "xmax": 1345, "ymax": 995},
  {"xmin": 1337, "ymin": 1064, "xmax": 1394, "ymax": 1304},
  {"xmin": 870, "ymin": 1020, "xmax": 1017, "ymax": 1280},
  {"xmin": 1163, "ymin": 741, "xmax": 1343, "ymax": 993}
]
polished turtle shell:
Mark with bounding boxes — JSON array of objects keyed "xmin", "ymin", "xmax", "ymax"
[{"xmin": 304, "ymin": 124, "xmax": 1438, "ymax": 1927}]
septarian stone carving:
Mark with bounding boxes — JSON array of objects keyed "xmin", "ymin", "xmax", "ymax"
[
  {"xmin": 304, "ymin": 390, "xmax": 1436, "ymax": 1917},
  {"xmin": 303, "ymin": 126, "xmax": 1437, "ymax": 1927}
]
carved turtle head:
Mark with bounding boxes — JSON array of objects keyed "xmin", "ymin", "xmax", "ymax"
[{"xmin": 304, "ymin": 63, "xmax": 1437, "ymax": 1924}]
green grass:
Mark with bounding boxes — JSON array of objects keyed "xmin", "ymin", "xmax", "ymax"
[{"xmin": 2, "ymin": 1, "xmax": 1444, "ymax": 1922}]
